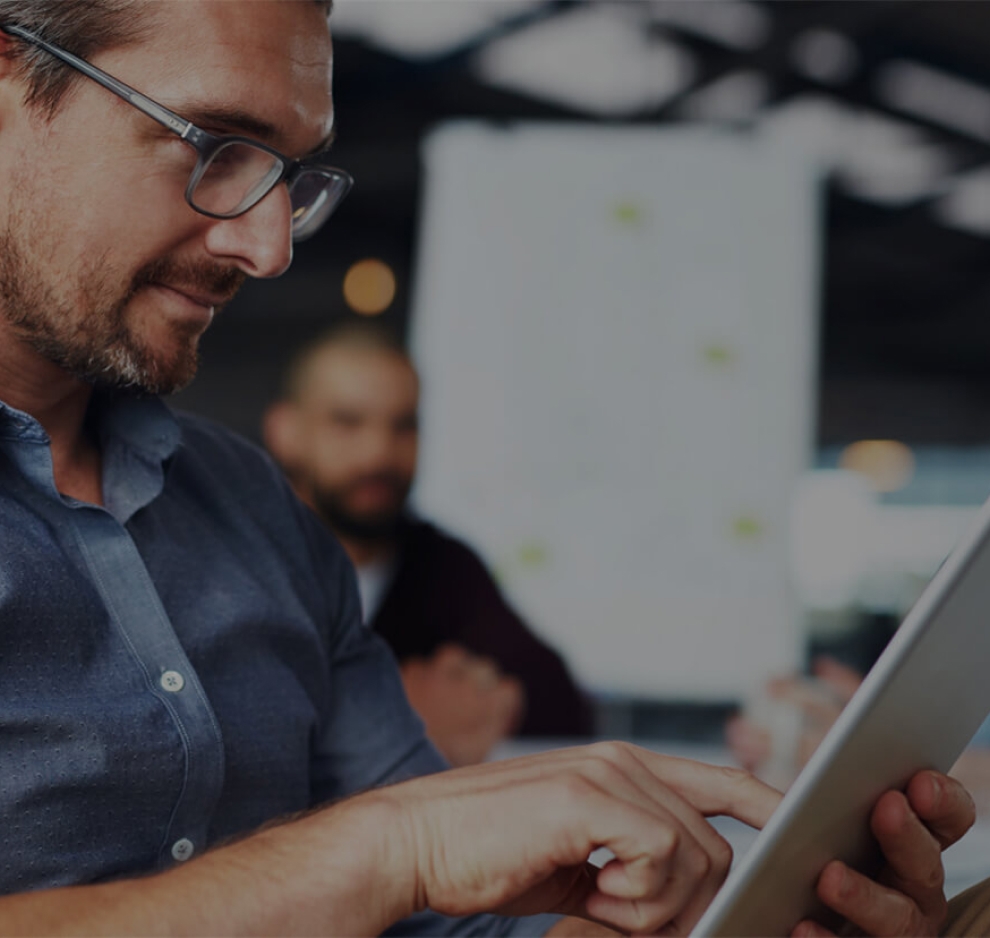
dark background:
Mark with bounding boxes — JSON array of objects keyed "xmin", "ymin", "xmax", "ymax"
[{"xmin": 174, "ymin": 1, "xmax": 990, "ymax": 448}]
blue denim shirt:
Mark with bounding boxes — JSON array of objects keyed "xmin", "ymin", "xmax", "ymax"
[{"xmin": 0, "ymin": 394, "xmax": 557, "ymax": 936}]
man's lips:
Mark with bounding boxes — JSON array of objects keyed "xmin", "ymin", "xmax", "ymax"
[{"xmin": 152, "ymin": 283, "xmax": 234, "ymax": 308}]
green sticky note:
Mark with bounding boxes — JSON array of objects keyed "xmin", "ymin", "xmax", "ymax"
[
  {"xmin": 612, "ymin": 201, "xmax": 645, "ymax": 227},
  {"xmin": 731, "ymin": 515, "xmax": 763, "ymax": 540},
  {"xmin": 702, "ymin": 343, "xmax": 735, "ymax": 367},
  {"xmin": 517, "ymin": 542, "xmax": 549, "ymax": 569}
]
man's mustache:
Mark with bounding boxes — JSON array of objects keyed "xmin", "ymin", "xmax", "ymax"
[
  {"xmin": 132, "ymin": 257, "xmax": 246, "ymax": 309},
  {"xmin": 345, "ymin": 473, "xmax": 411, "ymax": 494}
]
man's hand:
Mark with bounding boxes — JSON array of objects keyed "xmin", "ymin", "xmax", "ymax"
[
  {"xmin": 792, "ymin": 770, "xmax": 977, "ymax": 937},
  {"xmin": 727, "ymin": 657, "xmax": 862, "ymax": 783},
  {"xmin": 372, "ymin": 741, "xmax": 782, "ymax": 935},
  {"xmin": 401, "ymin": 643, "xmax": 525, "ymax": 765}
]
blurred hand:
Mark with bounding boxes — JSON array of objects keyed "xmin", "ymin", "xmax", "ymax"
[
  {"xmin": 726, "ymin": 657, "xmax": 862, "ymax": 784},
  {"xmin": 792, "ymin": 770, "xmax": 976, "ymax": 937},
  {"xmin": 401, "ymin": 643, "xmax": 525, "ymax": 766}
]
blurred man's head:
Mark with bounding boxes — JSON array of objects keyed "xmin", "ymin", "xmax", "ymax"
[{"xmin": 265, "ymin": 324, "xmax": 419, "ymax": 547}]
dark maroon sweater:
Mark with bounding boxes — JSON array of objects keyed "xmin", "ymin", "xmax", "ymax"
[{"xmin": 370, "ymin": 518, "xmax": 594, "ymax": 737}]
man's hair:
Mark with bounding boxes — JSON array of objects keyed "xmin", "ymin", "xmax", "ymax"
[
  {"xmin": 0, "ymin": 0, "xmax": 333, "ymax": 117},
  {"xmin": 0, "ymin": 1, "xmax": 150, "ymax": 116},
  {"xmin": 282, "ymin": 321, "xmax": 411, "ymax": 403}
]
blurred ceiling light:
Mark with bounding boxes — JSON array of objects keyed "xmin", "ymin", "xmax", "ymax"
[
  {"xmin": 647, "ymin": 1, "xmax": 771, "ymax": 52},
  {"xmin": 789, "ymin": 28, "xmax": 859, "ymax": 85},
  {"xmin": 758, "ymin": 95, "xmax": 951, "ymax": 205},
  {"xmin": 474, "ymin": 5, "xmax": 695, "ymax": 116},
  {"xmin": 679, "ymin": 70, "xmax": 768, "ymax": 122},
  {"xmin": 343, "ymin": 259, "xmax": 396, "ymax": 316},
  {"xmin": 935, "ymin": 167, "xmax": 990, "ymax": 236},
  {"xmin": 876, "ymin": 60, "xmax": 990, "ymax": 143},
  {"xmin": 838, "ymin": 113, "xmax": 950, "ymax": 204},
  {"xmin": 330, "ymin": 0, "xmax": 540, "ymax": 59},
  {"xmin": 839, "ymin": 440, "xmax": 916, "ymax": 494}
]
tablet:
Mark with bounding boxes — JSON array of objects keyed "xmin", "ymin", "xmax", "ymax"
[{"xmin": 691, "ymin": 494, "xmax": 990, "ymax": 937}]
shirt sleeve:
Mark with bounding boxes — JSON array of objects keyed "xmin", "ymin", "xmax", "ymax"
[
  {"xmin": 295, "ymin": 507, "xmax": 563, "ymax": 937},
  {"xmin": 306, "ymin": 515, "xmax": 448, "ymax": 799}
]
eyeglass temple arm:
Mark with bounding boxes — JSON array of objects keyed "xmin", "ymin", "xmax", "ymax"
[{"xmin": 0, "ymin": 23, "xmax": 194, "ymax": 140}]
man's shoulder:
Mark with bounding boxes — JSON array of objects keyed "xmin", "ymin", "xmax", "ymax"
[
  {"xmin": 173, "ymin": 408, "xmax": 268, "ymax": 461},
  {"xmin": 399, "ymin": 517, "xmax": 491, "ymax": 575},
  {"xmin": 171, "ymin": 409, "xmax": 286, "ymax": 491}
]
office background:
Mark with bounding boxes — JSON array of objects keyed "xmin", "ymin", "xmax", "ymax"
[{"xmin": 174, "ymin": 0, "xmax": 990, "ymax": 703}]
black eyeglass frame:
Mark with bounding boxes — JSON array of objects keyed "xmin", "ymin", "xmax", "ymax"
[{"xmin": 0, "ymin": 21, "xmax": 354, "ymax": 240}]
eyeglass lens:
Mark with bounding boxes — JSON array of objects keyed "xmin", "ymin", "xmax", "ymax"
[
  {"xmin": 191, "ymin": 141, "xmax": 283, "ymax": 216},
  {"xmin": 287, "ymin": 170, "xmax": 351, "ymax": 239},
  {"xmin": 189, "ymin": 141, "xmax": 349, "ymax": 237}
]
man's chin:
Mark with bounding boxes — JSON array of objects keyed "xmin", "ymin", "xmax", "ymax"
[
  {"xmin": 82, "ymin": 342, "xmax": 200, "ymax": 396},
  {"xmin": 317, "ymin": 507, "xmax": 406, "ymax": 543}
]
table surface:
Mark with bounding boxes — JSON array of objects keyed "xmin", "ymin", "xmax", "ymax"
[{"xmin": 490, "ymin": 737, "xmax": 990, "ymax": 900}]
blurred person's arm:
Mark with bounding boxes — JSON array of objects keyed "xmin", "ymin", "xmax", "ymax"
[
  {"xmin": 728, "ymin": 657, "xmax": 990, "ymax": 807},
  {"xmin": 727, "ymin": 657, "xmax": 865, "ymax": 782}
]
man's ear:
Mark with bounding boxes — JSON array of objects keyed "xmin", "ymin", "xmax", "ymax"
[
  {"xmin": 0, "ymin": 28, "xmax": 22, "ymax": 79},
  {"xmin": 0, "ymin": 30, "xmax": 27, "ymax": 118},
  {"xmin": 262, "ymin": 400, "xmax": 302, "ymax": 468}
]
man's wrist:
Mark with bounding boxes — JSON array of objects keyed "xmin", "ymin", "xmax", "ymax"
[{"xmin": 312, "ymin": 788, "xmax": 423, "ymax": 931}]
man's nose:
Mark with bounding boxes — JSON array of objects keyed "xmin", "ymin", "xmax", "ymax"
[
  {"xmin": 358, "ymin": 429, "xmax": 402, "ymax": 465},
  {"xmin": 203, "ymin": 184, "xmax": 294, "ymax": 279}
]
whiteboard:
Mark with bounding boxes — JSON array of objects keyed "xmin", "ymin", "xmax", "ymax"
[{"xmin": 410, "ymin": 123, "xmax": 820, "ymax": 699}]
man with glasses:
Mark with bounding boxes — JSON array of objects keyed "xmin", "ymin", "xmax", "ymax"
[{"xmin": 0, "ymin": 2, "xmax": 975, "ymax": 936}]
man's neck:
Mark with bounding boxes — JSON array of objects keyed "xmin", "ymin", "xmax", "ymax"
[
  {"xmin": 338, "ymin": 534, "xmax": 397, "ymax": 570},
  {"xmin": 0, "ymin": 325, "xmax": 103, "ymax": 504}
]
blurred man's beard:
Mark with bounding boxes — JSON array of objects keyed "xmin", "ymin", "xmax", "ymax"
[
  {"xmin": 0, "ymin": 213, "xmax": 244, "ymax": 396},
  {"xmin": 311, "ymin": 474, "xmax": 413, "ymax": 543}
]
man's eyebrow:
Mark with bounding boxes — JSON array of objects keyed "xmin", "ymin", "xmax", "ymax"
[
  {"xmin": 182, "ymin": 105, "xmax": 281, "ymax": 142},
  {"xmin": 179, "ymin": 104, "xmax": 337, "ymax": 158}
]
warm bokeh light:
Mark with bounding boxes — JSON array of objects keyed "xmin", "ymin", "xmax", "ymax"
[
  {"xmin": 342, "ymin": 258, "xmax": 396, "ymax": 315},
  {"xmin": 839, "ymin": 439, "xmax": 916, "ymax": 493}
]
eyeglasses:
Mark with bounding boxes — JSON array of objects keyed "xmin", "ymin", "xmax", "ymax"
[{"xmin": 0, "ymin": 22, "xmax": 353, "ymax": 241}]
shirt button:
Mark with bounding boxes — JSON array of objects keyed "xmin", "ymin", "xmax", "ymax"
[
  {"xmin": 160, "ymin": 670, "xmax": 185, "ymax": 693},
  {"xmin": 171, "ymin": 838, "xmax": 195, "ymax": 862}
]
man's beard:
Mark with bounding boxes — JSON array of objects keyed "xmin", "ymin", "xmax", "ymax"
[
  {"xmin": 0, "ymin": 216, "xmax": 244, "ymax": 396},
  {"xmin": 311, "ymin": 473, "xmax": 413, "ymax": 543}
]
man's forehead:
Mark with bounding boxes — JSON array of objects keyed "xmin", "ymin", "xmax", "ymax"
[
  {"xmin": 112, "ymin": 0, "xmax": 334, "ymax": 152},
  {"xmin": 303, "ymin": 347, "xmax": 419, "ymax": 408}
]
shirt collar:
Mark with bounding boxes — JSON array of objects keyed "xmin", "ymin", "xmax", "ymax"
[
  {"xmin": 0, "ymin": 399, "xmax": 49, "ymax": 444},
  {"xmin": 90, "ymin": 392, "xmax": 183, "ymax": 466},
  {"xmin": 0, "ymin": 392, "xmax": 181, "ymax": 462},
  {"xmin": 0, "ymin": 392, "xmax": 183, "ymax": 524}
]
